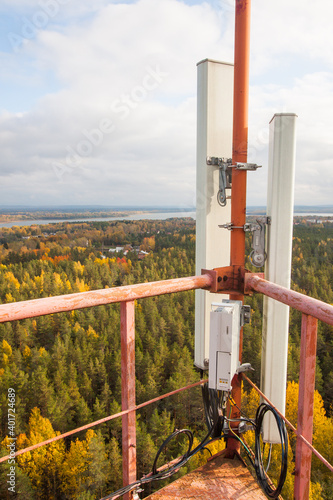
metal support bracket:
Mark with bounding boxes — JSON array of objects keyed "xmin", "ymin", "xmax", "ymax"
[
  {"xmin": 206, "ymin": 156, "xmax": 232, "ymax": 207},
  {"xmin": 219, "ymin": 223, "xmax": 243, "ymax": 230},
  {"xmin": 219, "ymin": 217, "xmax": 270, "ymax": 268},
  {"xmin": 245, "ymin": 216, "xmax": 270, "ymax": 268},
  {"xmin": 202, "ymin": 266, "xmax": 264, "ymax": 296},
  {"xmin": 207, "ymin": 156, "xmax": 261, "ymax": 208},
  {"xmin": 223, "ymin": 416, "xmax": 254, "ymax": 435},
  {"xmin": 235, "ymin": 162, "xmax": 262, "ymax": 171},
  {"xmin": 241, "ymin": 305, "xmax": 251, "ymax": 325}
]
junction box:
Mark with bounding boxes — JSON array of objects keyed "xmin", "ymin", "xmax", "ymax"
[{"xmin": 208, "ymin": 301, "xmax": 242, "ymax": 392}]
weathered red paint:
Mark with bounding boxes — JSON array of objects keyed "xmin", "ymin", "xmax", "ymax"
[
  {"xmin": 230, "ymin": 0, "xmax": 251, "ymax": 278},
  {"xmin": 228, "ymin": 0, "xmax": 251, "ymax": 457},
  {"xmin": 246, "ymin": 275, "xmax": 333, "ymax": 325},
  {"xmin": 294, "ymin": 314, "xmax": 318, "ymax": 500},
  {"xmin": 0, "ymin": 274, "xmax": 212, "ymax": 323},
  {"xmin": 203, "ymin": 266, "xmax": 264, "ymax": 295},
  {"xmin": 145, "ymin": 454, "xmax": 268, "ymax": 500},
  {"xmin": 121, "ymin": 301, "xmax": 136, "ymax": 499}
]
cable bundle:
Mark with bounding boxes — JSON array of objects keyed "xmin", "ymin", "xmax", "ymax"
[
  {"xmin": 204, "ymin": 387, "xmax": 288, "ymax": 499},
  {"xmin": 152, "ymin": 428, "xmax": 193, "ymax": 476},
  {"xmin": 254, "ymin": 403, "xmax": 288, "ymax": 498},
  {"xmin": 201, "ymin": 382, "xmax": 224, "ymax": 437},
  {"xmin": 101, "ymin": 415, "xmax": 220, "ymax": 500},
  {"xmin": 100, "ymin": 388, "xmax": 288, "ymax": 500}
]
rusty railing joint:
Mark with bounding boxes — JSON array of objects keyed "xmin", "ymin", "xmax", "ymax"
[{"xmin": 202, "ymin": 267, "xmax": 264, "ymax": 296}]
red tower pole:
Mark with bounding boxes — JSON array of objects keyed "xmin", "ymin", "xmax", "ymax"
[
  {"xmin": 230, "ymin": 0, "xmax": 251, "ymax": 295},
  {"xmin": 226, "ymin": 0, "xmax": 251, "ymax": 456}
]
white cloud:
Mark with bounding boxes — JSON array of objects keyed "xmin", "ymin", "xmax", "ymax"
[
  {"xmin": 0, "ymin": 0, "xmax": 110, "ymax": 16},
  {"xmin": 247, "ymin": 71, "xmax": 333, "ymax": 205},
  {"xmin": 251, "ymin": 0, "xmax": 333, "ymax": 75},
  {"xmin": 1, "ymin": 0, "xmax": 232, "ymax": 206},
  {"xmin": 0, "ymin": 0, "xmax": 333, "ymax": 207}
]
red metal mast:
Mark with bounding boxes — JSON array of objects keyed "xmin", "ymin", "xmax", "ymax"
[
  {"xmin": 226, "ymin": 0, "xmax": 251, "ymax": 457},
  {"xmin": 230, "ymin": 0, "xmax": 251, "ymax": 296}
]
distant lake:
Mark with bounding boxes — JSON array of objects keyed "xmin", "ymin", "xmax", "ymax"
[
  {"xmin": 293, "ymin": 213, "xmax": 333, "ymax": 217},
  {"xmin": 1, "ymin": 209, "xmax": 332, "ymax": 229},
  {"xmin": 0, "ymin": 211, "xmax": 196, "ymax": 228}
]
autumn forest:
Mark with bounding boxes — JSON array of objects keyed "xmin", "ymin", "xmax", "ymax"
[{"xmin": 0, "ymin": 217, "xmax": 332, "ymax": 499}]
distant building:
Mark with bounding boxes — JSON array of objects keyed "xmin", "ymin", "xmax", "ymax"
[
  {"xmin": 108, "ymin": 246, "xmax": 150, "ymax": 259},
  {"xmin": 138, "ymin": 250, "xmax": 149, "ymax": 260},
  {"xmin": 108, "ymin": 246, "xmax": 124, "ymax": 253}
]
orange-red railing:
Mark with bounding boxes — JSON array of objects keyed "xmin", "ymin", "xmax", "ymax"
[
  {"xmin": 1, "ymin": 273, "xmax": 333, "ymax": 500},
  {"xmin": 0, "ymin": 274, "xmax": 212, "ymax": 500},
  {"xmin": 246, "ymin": 275, "xmax": 333, "ymax": 499},
  {"xmin": 0, "ymin": 274, "xmax": 212, "ymax": 322}
]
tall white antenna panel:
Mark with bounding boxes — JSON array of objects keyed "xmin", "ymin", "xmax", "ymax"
[
  {"xmin": 195, "ymin": 59, "xmax": 233, "ymax": 370},
  {"xmin": 261, "ymin": 113, "xmax": 297, "ymax": 442}
]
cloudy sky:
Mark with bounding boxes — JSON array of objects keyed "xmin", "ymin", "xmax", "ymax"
[{"xmin": 0, "ymin": 0, "xmax": 332, "ymax": 208}]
